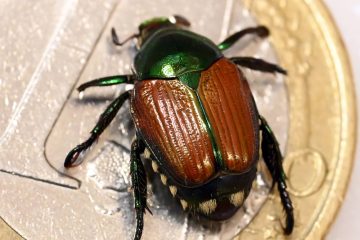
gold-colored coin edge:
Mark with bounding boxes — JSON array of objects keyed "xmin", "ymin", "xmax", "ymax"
[
  {"xmin": 0, "ymin": 219, "xmax": 21, "ymax": 240},
  {"xmin": 306, "ymin": 1, "xmax": 356, "ymax": 239},
  {"xmin": 239, "ymin": 0, "xmax": 356, "ymax": 239}
]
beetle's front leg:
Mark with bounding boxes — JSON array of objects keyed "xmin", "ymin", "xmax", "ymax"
[
  {"xmin": 64, "ymin": 91, "xmax": 130, "ymax": 168},
  {"xmin": 260, "ymin": 116, "xmax": 294, "ymax": 234},
  {"xmin": 77, "ymin": 74, "xmax": 135, "ymax": 92},
  {"xmin": 218, "ymin": 26, "xmax": 269, "ymax": 51},
  {"xmin": 130, "ymin": 138, "xmax": 151, "ymax": 240},
  {"xmin": 231, "ymin": 57, "xmax": 287, "ymax": 75}
]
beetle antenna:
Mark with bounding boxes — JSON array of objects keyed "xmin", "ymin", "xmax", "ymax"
[{"xmin": 111, "ymin": 27, "xmax": 139, "ymax": 46}]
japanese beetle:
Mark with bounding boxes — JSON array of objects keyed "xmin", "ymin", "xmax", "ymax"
[{"xmin": 64, "ymin": 15, "xmax": 294, "ymax": 240}]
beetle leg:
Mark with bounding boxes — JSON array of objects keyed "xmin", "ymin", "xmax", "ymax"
[
  {"xmin": 231, "ymin": 57, "xmax": 287, "ymax": 75},
  {"xmin": 64, "ymin": 91, "xmax": 130, "ymax": 168},
  {"xmin": 260, "ymin": 116, "xmax": 294, "ymax": 235},
  {"xmin": 218, "ymin": 26, "xmax": 269, "ymax": 51},
  {"xmin": 130, "ymin": 138, "xmax": 151, "ymax": 240},
  {"xmin": 77, "ymin": 74, "xmax": 135, "ymax": 92}
]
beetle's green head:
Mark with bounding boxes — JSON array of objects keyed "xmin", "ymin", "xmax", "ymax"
[{"xmin": 137, "ymin": 15, "xmax": 190, "ymax": 47}]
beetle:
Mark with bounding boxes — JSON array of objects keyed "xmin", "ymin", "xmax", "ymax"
[{"xmin": 64, "ymin": 15, "xmax": 294, "ymax": 240}]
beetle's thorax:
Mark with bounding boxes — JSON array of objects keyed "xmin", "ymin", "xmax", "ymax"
[{"xmin": 134, "ymin": 28, "xmax": 223, "ymax": 81}]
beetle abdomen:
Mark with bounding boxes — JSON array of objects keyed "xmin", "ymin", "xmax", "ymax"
[
  {"xmin": 131, "ymin": 80, "xmax": 216, "ymax": 186},
  {"xmin": 198, "ymin": 58, "xmax": 259, "ymax": 172}
]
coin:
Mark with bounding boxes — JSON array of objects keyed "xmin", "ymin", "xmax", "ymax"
[
  {"xmin": 238, "ymin": 0, "xmax": 356, "ymax": 239},
  {"xmin": 0, "ymin": 0, "xmax": 355, "ymax": 239}
]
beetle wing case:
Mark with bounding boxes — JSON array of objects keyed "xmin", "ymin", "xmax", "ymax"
[
  {"xmin": 198, "ymin": 58, "xmax": 259, "ymax": 172},
  {"xmin": 130, "ymin": 58, "xmax": 259, "ymax": 187},
  {"xmin": 131, "ymin": 79, "xmax": 217, "ymax": 186}
]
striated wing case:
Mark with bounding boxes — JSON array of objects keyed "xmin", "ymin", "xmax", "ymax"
[
  {"xmin": 131, "ymin": 80, "xmax": 216, "ymax": 186},
  {"xmin": 198, "ymin": 58, "xmax": 259, "ymax": 173},
  {"xmin": 131, "ymin": 58, "xmax": 259, "ymax": 186}
]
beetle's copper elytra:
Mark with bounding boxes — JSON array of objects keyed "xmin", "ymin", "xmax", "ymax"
[{"xmin": 64, "ymin": 15, "xmax": 293, "ymax": 240}]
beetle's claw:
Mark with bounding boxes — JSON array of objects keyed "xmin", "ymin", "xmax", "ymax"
[
  {"xmin": 111, "ymin": 27, "xmax": 121, "ymax": 45},
  {"xmin": 64, "ymin": 146, "xmax": 85, "ymax": 168},
  {"xmin": 145, "ymin": 205, "xmax": 153, "ymax": 215},
  {"xmin": 276, "ymin": 66, "xmax": 287, "ymax": 75},
  {"xmin": 283, "ymin": 217, "xmax": 294, "ymax": 235},
  {"xmin": 256, "ymin": 26, "xmax": 270, "ymax": 38},
  {"xmin": 77, "ymin": 83, "xmax": 87, "ymax": 92},
  {"xmin": 281, "ymin": 207, "xmax": 294, "ymax": 235}
]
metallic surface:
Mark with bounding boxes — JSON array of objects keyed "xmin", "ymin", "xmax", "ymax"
[
  {"xmin": 135, "ymin": 28, "xmax": 221, "ymax": 80},
  {"xmin": 0, "ymin": 0, "xmax": 355, "ymax": 240},
  {"xmin": 239, "ymin": 0, "xmax": 356, "ymax": 239}
]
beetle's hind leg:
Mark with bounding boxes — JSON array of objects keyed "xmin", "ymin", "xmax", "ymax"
[
  {"xmin": 77, "ymin": 74, "xmax": 135, "ymax": 92},
  {"xmin": 218, "ymin": 26, "xmax": 269, "ymax": 51},
  {"xmin": 64, "ymin": 91, "xmax": 130, "ymax": 168},
  {"xmin": 131, "ymin": 138, "xmax": 151, "ymax": 240},
  {"xmin": 260, "ymin": 116, "xmax": 294, "ymax": 234},
  {"xmin": 231, "ymin": 57, "xmax": 287, "ymax": 75}
]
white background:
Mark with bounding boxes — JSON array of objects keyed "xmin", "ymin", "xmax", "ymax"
[{"xmin": 325, "ymin": 1, "xmax": 360, "ymax": 239}]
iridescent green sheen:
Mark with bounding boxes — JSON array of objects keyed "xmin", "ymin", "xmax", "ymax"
[
  {"xmin": 149, "ymin": 53, "xmax": 201, "ymax": 79},
  {"xmin": 218, "ymin": 42, "xmax": 231, "ymax": 51},
  {"xmin": 218, "ymin": 33, "xmax": 242, "ymax": 51},
  {"xmin": 100, "ymin": 76, "xmax": 127, "ymax": 85},
  {"xmin": 179, "ymin": 71, "xmax": 224, "ymax": 167},
  {"xmin": 134, "ymin": 27, "xmax": 224, "ymax": 170},
  {"xmin": 77, "ymin": 75, "xmax": 132, "ymax": 92},
  {"xmin": 135, "ymin": 28, "xmax": 222, "ymax": 80},
  {"xmin": 194, "ymin": 91, "xmax": 224, "ymax": 169},
  {"xmin": 178, "ymin": 71, "xmax": 201, "ymax": 90}
]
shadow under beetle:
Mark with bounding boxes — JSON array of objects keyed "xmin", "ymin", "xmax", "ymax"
[{"xmin": 64, "ymin": 15, "xmax": 294, "ymax": 240}]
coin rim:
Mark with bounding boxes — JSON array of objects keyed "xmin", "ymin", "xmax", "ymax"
[
  {"xmin": 306, "ymin": 1, "xmax": 356, "ymax": 239},
  {"xmin": 240, "ymin": 0, "xmax": 356, "ymax": 238}
]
